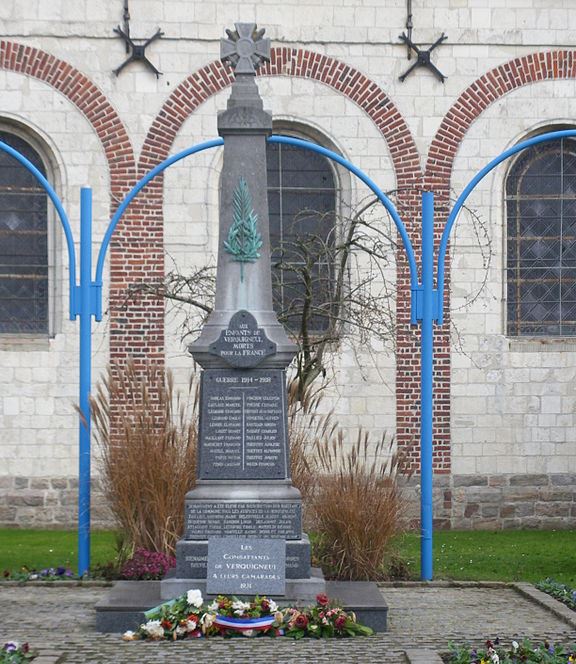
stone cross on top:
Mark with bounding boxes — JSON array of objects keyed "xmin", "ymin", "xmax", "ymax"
[{"xmin": 220, "ymin": 23, "xmax": 270, "ymax": 75}]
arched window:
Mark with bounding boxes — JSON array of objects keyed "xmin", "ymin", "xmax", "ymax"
[
  {"xmin": 266, "ymin": 136, "xmax": 337, "ymax": 334},
  {"xmin": 0, "ymin": 131, "xmax": 49, "ymax": 334},
  {"xmin": 506, "ymin": 135, "xmax": 576, "ymax": 337}
]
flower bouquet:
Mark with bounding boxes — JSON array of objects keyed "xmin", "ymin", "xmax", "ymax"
[
  {"xmin": 123, "ymin": 590, "xmax": 373, "ymax": 641},
  {"xmin": 283, "ymin": 592, "xmax": 374, "ymax": 639},
  {"xmin": 209, "ymin": 595, "xmax": 280, "ymax": 636}
]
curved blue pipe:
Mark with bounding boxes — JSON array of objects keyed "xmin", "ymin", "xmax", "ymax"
[
  {"xmin": 268, "ymin": 135, "xmax": 419, "ymax": 290},
  {"xmin": 0, "ymin": 140, "xmax": 77, "ymax": 318},
  {"xmin": 437, "ymin": 129, "xmax": 576, "ymax": 323},
  {"xmin": 95, "ymin": 138, "xmax": 225, "ymax": 283},
  {"xmin": 96, "ymin": 134, "xmax": 418, "ymax": 290}
]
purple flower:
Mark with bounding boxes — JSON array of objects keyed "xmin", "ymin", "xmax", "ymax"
[{"xmin": 3, "ymin": 642, "xmax": 18, "ymax": 653}]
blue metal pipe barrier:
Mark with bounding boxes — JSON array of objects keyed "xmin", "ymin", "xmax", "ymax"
[
  {"xmin": 5, "ymin": 129, "xmax": 573, "ymax": 581},
  {"xmin": 437, "ymin": 128, "xmax": 576, "ymax": 324},
  {"xmin": 420, "ymin": 191, "xmax": 434, "ymax": 581},
  {"xmin": 78, "ymin": 187, "xmax": 93, "ymax": 577}
]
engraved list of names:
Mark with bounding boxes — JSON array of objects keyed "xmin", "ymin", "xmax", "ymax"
[{"xmin": 199, "ymin": 369, "xmax": 288, "ymax": 480}]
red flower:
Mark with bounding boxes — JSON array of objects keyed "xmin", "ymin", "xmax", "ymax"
[
  {"xmin": 161, "ymin": 619, "xmax": 172, "ymax": 629},
  {"xmin": 335, "ymin": 615, "xmax": 347, "ymax": 630},
  {"xmin": 295, "ymin": 614, "xmax": 309, "ymax": 629},
  {"xmin": 316, "ymin": 593, "xmax": 329, "ymax": 607},
  {"xmin": 261, "ymin": 599, "xmax": 270, "ymax": 611},
  {"xmin": 22, "ymin": 644, "xmax": 30, "ymax": 653}
]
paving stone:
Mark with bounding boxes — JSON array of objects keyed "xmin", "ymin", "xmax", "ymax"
[{"xmin": 0, "ymin": 584, "xmax": 574, "ymax": 663}]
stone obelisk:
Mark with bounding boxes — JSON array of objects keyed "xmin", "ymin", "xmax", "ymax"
[{"xmin": 160, "ymin": 23, "xmax": 325, "ymax": 601}]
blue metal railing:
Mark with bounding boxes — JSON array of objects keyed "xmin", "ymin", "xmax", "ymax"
[
  {"xmin": 437, "ymin": 129, "xmax": 576, "ymax": 323},
  {"xmin": 3, "ymin": 128, "xmax": 573, "ymax": 581}
]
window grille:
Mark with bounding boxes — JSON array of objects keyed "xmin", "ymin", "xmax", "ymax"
[
  {"xmin": 506, "ymin": 136, "xmax": 576, "ymax": 337},
  {"xmin": 266, "ymin": 141, "xmax": 337, "ymax": 333},
  {"xmin": 0, "ymin": 131, "xmax": 49, "ymax": 334}
]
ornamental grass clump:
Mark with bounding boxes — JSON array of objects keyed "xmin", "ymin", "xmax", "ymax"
[
  {"xmin": 287, "ymin": 378, "xmax": 336, "ymax": 528},
  {"xmin": 90, "ymin": 360, "xmax": 198, "ymax": 556},
  {"xmin": 311, "ymin": 431, "xmax": 405, "ymax": 581}
]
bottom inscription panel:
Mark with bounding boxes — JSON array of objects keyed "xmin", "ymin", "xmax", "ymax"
[{"xmin": 185, "ymin": 501, "xmax": 301, "ymax": 540}]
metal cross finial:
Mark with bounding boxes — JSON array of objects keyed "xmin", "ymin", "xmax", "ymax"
[
  {"xmin": 398, "ymin": 32, "xmax": 448, "ymax": 83},
  {"xmin": 113, "ymin": 26, "xmax": 164, "ymax": 78},
  {"xmin": 220, "ymin": 23, "xmax": 270, "ymax": 75}
]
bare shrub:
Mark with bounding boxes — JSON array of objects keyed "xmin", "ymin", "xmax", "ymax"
[
  {"xmin": 312, "ymin": 431, "xmax": 405, "ymax": 581},
  {"xmin": 90, "ymin": 360, "xmax": 198, "ymax": 556}
]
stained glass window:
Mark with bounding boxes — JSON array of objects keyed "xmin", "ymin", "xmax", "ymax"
[
  {"xmin": 506, "ymin": 137, "xmax": 576, "ymax": 336},
  {"xmin": 0, "ymin": 132, "xmax": 49, "ymax": 334},
  {"xmin": 267, "ymin": 141, "xmax": 337, "ymax": 333}
]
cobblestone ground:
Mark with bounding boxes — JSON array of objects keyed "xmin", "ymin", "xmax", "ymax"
[{"xmin": 0, "ymin": 584, "xmax": 574, "ymax": 663}]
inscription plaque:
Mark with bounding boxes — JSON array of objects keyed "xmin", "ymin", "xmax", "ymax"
[
  {"xmin": 186, "ymin": 500, "xmax": 301, "ymax": 540},
  {"xmin": 199, "ymin": 369, "xmax": 288, "ymax": 479},
  {"xmin": 207, "ymin": 537, "xmax": 286, "ymax": 595},
  {"xmin": 209, "ymin": 310, "xmax": 276, "ymax": 368}
]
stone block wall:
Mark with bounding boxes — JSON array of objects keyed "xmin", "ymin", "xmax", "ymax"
[
  {"xmin": 0, "ymin": 477, "xmax": 113, "ymax": 529},
  {"xmin": 2, "ymin": 472, "xmax": 574, "ymax": 530},
  {"xmin": 451, "ymin": 474, "xmax": 576, "ymax": 530}
]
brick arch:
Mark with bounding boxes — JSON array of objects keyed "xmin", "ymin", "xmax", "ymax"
[
  {"xmin": 399, "ymin": 50, "xmax": 576, "ymax": 493},
  {"xmin": 426, "ymin": 50, "xmax": 576, "ymax": 185},
  {"xmin": 0, "ymin": 41, "xmax": 165, "ymax": 366},
  {"xmin": 0, "ymin": 41, "xmax": 135, "ymax": 190},
  {"xmin": 140, "ymin": 48, "xmax": 421, "ymax": 184},
  {"xmin": 139, "ymin": 48, "xmax": 427, "ymax": 474}
]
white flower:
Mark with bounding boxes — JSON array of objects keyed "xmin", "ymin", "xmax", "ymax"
[
  {"xmin": 232, "ymin": 599, "xmax": 251, "ymax": 616},
  {"xmin": 201, "ymin": 613, "xmax": 215, "ymax": 627},
  {"xmin": 201, "ymin": 613, "xmax": 215, "ymax": 632},
  {"xmin": 490, "ymin": 654, "xmax": 500, "ymax": 664},
  {"xmin": 232, "ymin": 600, "xmax": 250, "ymax": 616},
  {"xmin": 242, "ymin": 629, "xmax": 255, "ymax": 637},
  {"xmin": 268, "ymin": 599, "xmax": 278, "ymax": 612},
  {"xmin": 122, "ymin": 630, "xmax": 137, "ymax": 641},
  {"xmin": 175, "ymin": 626, "xmax": 186, "ymax": 636},
  {"xmin": 208, "ymin": 599, "xmax": 219, "ymax": 611},
  {"xmin": 512, "ymin": 641, "xmax": 519, "ymax": 652},
  {"xmin": 186, "ymin": 619, "xmax": 198, "ymax": 632},
  {"xmin": 142, "ymin": 619, "xmax": 164, "ymax": 639},
  {"xmin": 186, "ymin": 589, "xmax": 203, "ymax": 608}
]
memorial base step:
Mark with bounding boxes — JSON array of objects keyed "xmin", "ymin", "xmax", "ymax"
[
  {"xmin": 160, "ymin": 566, "xmax": 325, "ymax": 601},
  {"xmin": 175, "ymin": 536, "xmax": 311, "ymax": 579},
  {"xmin": 95, "ymin": 578, "xmax": 388, "ymax": 633}
]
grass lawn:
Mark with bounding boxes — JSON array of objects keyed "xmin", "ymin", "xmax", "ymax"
[
  {"xmin": 395, "ymin": 529, "xmax": 576, "ymax": 586},
  {"xmin": 0, "ymin": 529, "xmax": 119, "ymax": 575},
  {"xmin": 0, "ymin": 528, "xmax": 574, "ymax": 585}
]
